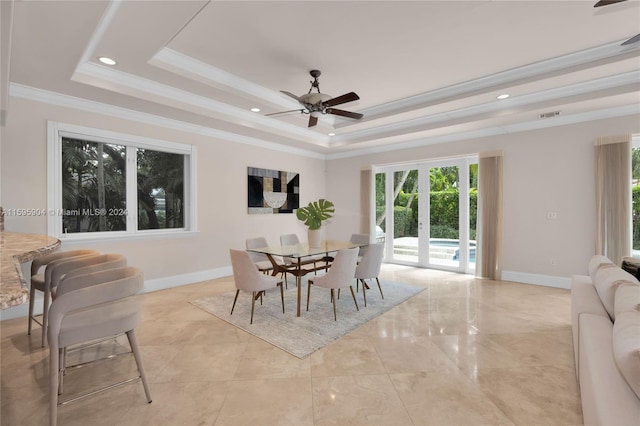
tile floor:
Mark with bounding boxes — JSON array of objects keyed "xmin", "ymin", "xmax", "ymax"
[{"xmin": 1, "ymin": 265, "xmax": 583, "ymax": 425}]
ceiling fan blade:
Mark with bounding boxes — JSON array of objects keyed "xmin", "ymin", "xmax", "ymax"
[
  {"xmin": 594, "ymin": 0, "xmax": 626, "ymax": 6},
  {"xmin": 326, "ymin": 108, "xmax": 364, "ymax": 120},
  {"xmin": 308, "ymin": 115, "xmax": 318, "ymax": 127},
  {"xmin": 281, "ymin": 91, "xmax": 302, "ymax": 102},
  {"xmin": 265, "ymin": 109, "xmax": 303, "ymax": 117},
  {"xmin": 622, "ymin": 33, "xmax": 640, "ymax": 45},
  {"xmin": 323, "ymin": 92, "xmax": 360, "ymax": 107}
]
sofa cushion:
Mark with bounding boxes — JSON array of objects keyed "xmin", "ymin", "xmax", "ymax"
[
  {"xmin": 594, "ymin": 267, "xmax": 639, "ymax": 320},
  {"xmin": 588, "ymin": 255, "xmax": 615, "ymax": 282},
  {"xmin": 615, "ymin": 283, "xmax": 640, "ymax": 318},
  {"xmin": 612, "ymin": 310, "xmax": 640, "ymax": 399}
]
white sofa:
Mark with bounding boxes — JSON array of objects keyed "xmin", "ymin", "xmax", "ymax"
[{"xmin": 571, "ymin": 255, "xmax": 640, "ymax": 425}]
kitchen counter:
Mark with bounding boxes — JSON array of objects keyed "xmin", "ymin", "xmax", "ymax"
[{"xmin": 1, "ymin": 231, "xmax": 61, "ymax": 309}]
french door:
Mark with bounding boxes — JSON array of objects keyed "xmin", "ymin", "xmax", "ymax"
[{"xmin": 373, "ymin": 157, "xmax": 477, "ymax": 273}]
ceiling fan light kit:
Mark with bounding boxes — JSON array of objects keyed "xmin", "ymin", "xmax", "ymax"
[{"xmin": 267, "ymin": 69, "xmax": 364, "ymax": 128}]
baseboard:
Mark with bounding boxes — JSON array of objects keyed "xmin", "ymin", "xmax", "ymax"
[
  {"xmin": 0, "ymin": 266, "xmax": 233, "ymax": 321},
  {"xmin": 501, "ymin": 270, "xmax": 571, "ymax": 289}
]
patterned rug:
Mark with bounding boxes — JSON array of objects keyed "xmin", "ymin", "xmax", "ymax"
[{"xmin": 191, "ymin": 278, "xmax": 424, "ymax": 358}]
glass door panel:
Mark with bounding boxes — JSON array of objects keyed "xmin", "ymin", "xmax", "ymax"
[
  {"xmin": 375, "ymin": 172, "xmax": 386, "ymax": 245},
  {"xmin": 429, "ymin": 166, "xmax": 460, "ymax": 267},
  {"xmin": 392, "ymin": 169, "xmax": 419, "ymax": 263},
  {"xmin": 468, "ymin": 163, "xmax": 478, "ymax": 272}
]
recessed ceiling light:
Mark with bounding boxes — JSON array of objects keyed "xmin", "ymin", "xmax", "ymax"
[
  {"xmin": 250, "ymin": 107, "xmax": 260, "ymax": 113},
  {"xmin": 328, "ymin": 133, "xmax": 335, "ymax": 136},
  {"xmin": 98, "ymin": 57, "xmax": 116, "ymax": 66},
  {"xmin": 497, "ymin": 93, "xmax": 510, "ymax": 100}
]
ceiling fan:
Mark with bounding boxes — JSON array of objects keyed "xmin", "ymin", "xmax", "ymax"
[
  {"xmin": 594, "ymin": 0, "xmax": 640, "ymax": 46},
  {"xmin": 266, "ymin": 69, "xmax": 364, "ymax": 128}
]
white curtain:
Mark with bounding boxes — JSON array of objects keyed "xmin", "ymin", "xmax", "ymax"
[
  {"xmin": 360, "ymin": 169, "xmax": 371, "ymax": 234},
  {"xmin": 595, "ymin": 134, "xmax": 632, "ymax": 265},
  {"xmin": 477, "ymin": 152, "xmax": 503, "ymax": 280}
]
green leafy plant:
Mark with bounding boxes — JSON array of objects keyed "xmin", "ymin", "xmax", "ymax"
[{"xmin": 296, "ymin": 199, "xmax": 335, "ymax": 230}]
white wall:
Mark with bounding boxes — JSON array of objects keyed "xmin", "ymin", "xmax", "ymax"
[
  {"xmin": 0, "ymin": 97, "xmax": 327, "ymax": 295},
  {"xmin": 325, "ymin": 115, "xmax": 640, "ymax": 286},
  {"xmin": 2, "ymin": 94, "xmax": 639, "ymax": 312}
]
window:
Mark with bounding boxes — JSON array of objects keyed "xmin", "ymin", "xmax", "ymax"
[
  {"xmin": 632, "ymin": 138, "xmax": 640, "ymax": 256},
  {"xmin": 48, "ymin": 122, "xmax": 196, "ymax": 240}
]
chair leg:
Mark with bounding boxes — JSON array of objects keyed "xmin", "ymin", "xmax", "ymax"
[
  {"xmin": 349, "ymin": 286, "xmax": 359, "ymax": 311},
  {"xmin": 279, "ymin": 283, "xmax": 285, "ymax": 314},
  {"xmin": 41, "ymin": 290, "xmax": 50, "ymax": 347},
  {"xmin": 230, "ymin": 289, "xmax": 240, "ymax": 315},
  {"xmin": 250, "ymin": 291, "xmax": 256, "ymax": 324},
  {"xmin": 331, "ymin": 289, "xmax": 337, "ymax": 321},
  {"xmin": 58, "ymin": 347, "xmax": 66, "ymax": 395},
  {"xmin": 376, "ymin": 277, "xmax": 384, "ymax": 299},
  {"xmin": 28, "ymin": 286, "xmax": 36, "ymax": 335},
  {"xmin": 127, "ymin": 330, "xmax": 152, "ymax": 403},
  {"xmin": 361, "ymin": 279, "xmax": 367, "ymax": 307},
  {"xmin": 49, "ymin": 345, "xmax": 60, "ymax": 426},
  {"xmin": 306, "ymin": 281, "xmax": 312, "ymax": 311}
]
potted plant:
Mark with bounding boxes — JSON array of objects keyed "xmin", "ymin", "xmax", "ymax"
[{"xmin": 296, "ymin": 198, "xmax": 335, "ymax": 247}]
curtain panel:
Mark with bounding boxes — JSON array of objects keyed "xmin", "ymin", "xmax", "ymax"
[
  {"xmin": 595, "ymin": 134, "xmax": 632, "ymax": 265},
  {"xmin": 477, "ymin": 152, "xmax": 504, "ymax": 280}
]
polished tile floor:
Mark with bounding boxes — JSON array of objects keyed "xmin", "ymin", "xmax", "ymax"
[{"xmin": 1, "ymin": 265, "xmax": 582, "ymax": 425}]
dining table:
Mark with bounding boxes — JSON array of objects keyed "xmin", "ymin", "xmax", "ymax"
[{"xmin": 247, "ymin": 239, "xmax": 363, "ymax": 317}]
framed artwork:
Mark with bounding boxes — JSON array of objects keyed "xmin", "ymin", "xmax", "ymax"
[{"xmin": 247, "ymin": 167, "xmax": 299, "ymax": 214}]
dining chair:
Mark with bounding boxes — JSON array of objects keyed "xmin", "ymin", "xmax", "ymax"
[
  {"xmin": 280, "ymin": 233, "xmax": 322, "ymax": 271},
  {"xmin": 246, "ymin": 237, "xmax": 290, "ymax": 288},
  {"xmin": 354, "ymin": 243, "xmax": 385, "ymax": 307},
  {"xmin": 29, "ymin": 249, "xmax": 100, "ymax": 347},
  {"xmin": 229, "ymin": 249, "xmax": 285, "ymax": 324},
  {"xmin": 245, "ymin": 237, "xmax": 274, "ymax": 274},
  {"xmin": 47, "ymin": 267, "xmax": 152, "ymax": 426},
  {"xmin": 349, "ymin": 233, "xmax": 370, "ymax": 258},
  {"xmin": 307, "ymin": 247, "xmax": 360, "ymax": 321}
]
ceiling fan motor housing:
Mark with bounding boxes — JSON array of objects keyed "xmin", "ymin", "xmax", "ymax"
[{"xmin": 300, "ymin": 92, "xmax": 333, "ymax": 107}]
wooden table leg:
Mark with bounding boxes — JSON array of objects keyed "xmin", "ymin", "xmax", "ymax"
[{"xmin": 296, "ymin": 258, "xmax": 302, "ymax": 317}]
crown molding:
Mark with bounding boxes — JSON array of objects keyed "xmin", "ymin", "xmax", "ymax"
[
  {"xmin": 335, "ymin": 39, "xmax": 640, "ymax": 128},
  {"xmin": 9, "ymin": 83, "xmax": 638, "ymax": 163},
  {"xmin": 72, "ymin": 61, "xmax": 329, "ymax": 146},
  {"xmin": 150, "ymin": 47, "xmax": 300, "ymax": 111},
  {"xmin": 331, "ymin": 71, "xmax": 640, "ymax": 145},
  {"xmin": 9, "ymin": 83, "xmax": 326, "ymax": 160},
  {"xmin": 326, "ymin": 104, "xmax": 640, "ymax": 160}
]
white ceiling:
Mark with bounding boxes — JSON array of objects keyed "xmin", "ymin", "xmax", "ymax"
[{"xmin": 2, "ymin": 0, "xmax": 640, "ymax": 156}]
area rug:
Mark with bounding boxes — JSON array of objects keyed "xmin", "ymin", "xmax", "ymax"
[{"xmin": 191, "ymin": 278, "xmax": 424, "ymax": 358}]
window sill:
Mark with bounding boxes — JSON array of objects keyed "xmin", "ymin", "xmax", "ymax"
[{"xmin": 57, "ymin": 229, "xmax": 199, "ymax": 244}]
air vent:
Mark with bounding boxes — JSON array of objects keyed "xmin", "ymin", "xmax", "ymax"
[{"xmin": 539, "ymin": 111, "xmax": 561, "ymax": 119}]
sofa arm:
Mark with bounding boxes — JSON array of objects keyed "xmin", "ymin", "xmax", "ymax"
[
  {"xmin": 579, "ymin": 313, "xmax": 640, "ymax": 426},
  {"xmin": 571, "ymin": 275, "xmax": 609, "ymax": 379}
]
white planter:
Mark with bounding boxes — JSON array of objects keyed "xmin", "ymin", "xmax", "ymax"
[{"xmin": 308, "ymin": 228, "xmax": 324, "ymax": 247}]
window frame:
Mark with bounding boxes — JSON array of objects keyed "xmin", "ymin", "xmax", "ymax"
[{"xmin": 47, "ymin": 121, "xmax": 197, "ymax": 241}]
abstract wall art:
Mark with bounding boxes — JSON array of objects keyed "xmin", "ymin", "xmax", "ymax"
[{"xmin": 247, "ymin": 167, "xmax": 299, "ymax": 214}]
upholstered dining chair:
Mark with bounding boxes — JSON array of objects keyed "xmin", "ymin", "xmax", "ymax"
[
  {"xmin": 354, "ymin": 243, "xmax": 385, "ymax": 307},
  {"xmin": 349, "ymin": 233, "xmax": 370, "ymax": 258},
  {"xmin": 246, "ymin": 237, "xmax": 290, "ymax": 288},
  {"xmin": 229, "ymin": 249, "xmax": 285, "ymax": 324},
  {"xmin": 47, "ymin": 266, "xmax": 152, "ymax": 426},
  {"xmin": 307, "ymin": 247, "xmax": 360, "ymax": 321},
  {"xmin": 245, "ymin": 237, "xmax": 274, "ymax": 274},
  {"xmin": 29, "ymin": 249, "xmax": 99, "ymax": 347},
  {"xmin": 280, "ymin": 233, "xmax": 322, "ymax": 271}
]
